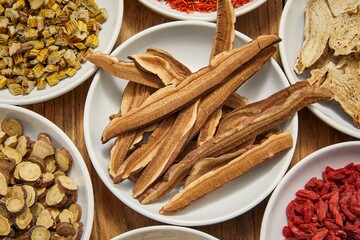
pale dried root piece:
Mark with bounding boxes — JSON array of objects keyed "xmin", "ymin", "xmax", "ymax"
[
  {"xmin": 188, "ymin": 46, "xmax": 277, "ymax": 140},
  {"xmin": 18, "ymin": 162, "xmax": 42, "ymax": 183},
  {"xmin": 293, "ymin": 0, "xmax": 334, "ymax": 74},
  {"xmin": 32, "ymin": 139, "xmax": 55, "ymax": 160},
  {"xmin": 0, "ymin": 169, "xmax": 9, "ymax": 197},
  {"xmin": 102, "ymin": 35, "xmax": 281, "ymax": 143},
  {"xmin": 2, "ymin": 147, "xmax": 22, "ymax": 165},
  {"xmin": 15, "ymin": 207, "xmax": 33, "ymax": 230},
  {"xmin": 0, "ymin": 214, "xmax": 11, "ymax": 236},
  {"xmin": 159, "ymin": 131, "xmax": 293, "ymax": 215},
  {"xmin": 5, "ymin": 197, "xmax": 26, "ymax": 215},
  {"xmin": 36, "ymin": 209, "xmax": 54, "ymax": 229},
  {"xmin": 86, "ymin": 52, "xmax": 164, "ymax": 88},
  {"xmin": 0, "ymin": 152, "xmax": 16, "ymax": 172},
  {"xmin": 57, "ymin": 209, "xmax": 74, "ymax": 223},
  {"xmin": 67, "ymin": 203, "xmax": 82, "ymax": 222},
  {"xmin": 56, "ymin": 222, "xmax": 76, "ymax": 237},
  {"xmin": 129, "ymin": 48, "xmax": 191, "ymax": 85},
  {"xmin": 1, "ymin": 117, "xmax": 23, "ymax": 137},
  {"xmin": 45, "ymin": 184, "xmax": 67, "ymax": 208},
  {"xmin": 139, "ymin": 81, "xmax": 333, "ymax": 204},
  {"xmin": 54, "ymin": 147, "xmax": 72, "ymax": 173},
  {"xmin": 57, "ymin": 175, "xmax": 77, "ymax": 194},
  {"xmin": 132, "ymin": 101, "xmax": 199, "ymax": 198},
  {"xmin": 30, "ymin": 225, "xmax": 51, "ymax": 240},
  {"xmin": 15, "ymin": 135, "xmax": 32, "ymax": 157},
  {"xmin": 330, "ymin": 0, "xmax": 360, "ymax": 16},
  {"xmin": 23, "ymin": 185, "xmax": 37, "ymax": 207},
  {"xmin": 113, "ymin": 117, "xmax": 176, "ymax": 183},
  {"xmin": 310, "ymin": 59, "xmax": 360, "ymax": 127}
]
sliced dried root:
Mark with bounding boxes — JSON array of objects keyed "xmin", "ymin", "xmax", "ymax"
[
  {"xmin": 160, "ymin": 131, "xmax": 293, "ymax": 215},
  {"xmin": 0, "ymin": 214, "xmax": 11, "ymax": 236},
  {"xmin": 57, "ymin": 175, "xmax": 78, "ymax": 194},
  {"xmin": 1, "ymin": 117, "xmax": 23, "ymax": 137},
  {"xmin": 30, "ymin": 225, "xmax": 51, "ymax": 240},
  {"xmin": 54, "ymin": 147, "xmax": 73, "ymax": 173}
]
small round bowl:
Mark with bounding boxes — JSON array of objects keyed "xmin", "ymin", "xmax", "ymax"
[
  {"xmin": 0, "ymin": 104, "xmax": 94, "ymax": 240},
  {"xmin": 138, "ymin": 0, "xmax": 267, "ymax": 21},
  {"xmin": 112, "ymin": 225, "xmax": 218, "ymax": 240},
  {"xmin": 0, "ymin": 0, "xmax": 124, "ymax": 105},
  {"xmin": 260, "ymin": 141, "xmax": 360, "ymax": 239}
]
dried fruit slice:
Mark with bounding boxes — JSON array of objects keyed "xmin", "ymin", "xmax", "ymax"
[
  {"xmin": 0, "ymin": 214, "xmax": 11, "ymax": 236},
  {"xmin": 1, "ymin": 117, "xmax": 23, "ymax": 137},
  {"xmin": 30, "ymin": 225, "xmax": 51, "ymax": 240},
  {"xmin": 57, "ymin": 175, "xmax": 77, "ymax": 194}
]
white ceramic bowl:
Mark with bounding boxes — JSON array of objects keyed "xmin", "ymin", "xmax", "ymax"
[
  {"xmin": 260, "ymin": 141, "xmax": 360, "ymax": 240},
  {"xmin": 84, "ymin": 21, "xmax": 297, "ymax": 226},
  {"xmin": 279, "ymin": 0, "xmax": 360, "ymax": 138},
  {"xmin": 112, "ymin": 225, "xmax": 218, "ymax": 240},
  {"xmin": 0, "ymin": 0, "xmax": 124, "ymax": 105},
  {"xmin": 0, "ymin": 104, "xmax": 94, "ymax": 240},
  {"xmin": 138, "ymin": 0, "xmax": 267, "ymax": 21}
]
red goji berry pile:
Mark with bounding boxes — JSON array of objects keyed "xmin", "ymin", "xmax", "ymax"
[{"xmin": 283, "ymin": 163, "xmax": 360, "ymax": 240}]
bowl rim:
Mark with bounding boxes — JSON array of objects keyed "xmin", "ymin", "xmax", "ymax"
[{"xmin": 0, "ymin": 103, "xmax": 95, "ymax": 240}]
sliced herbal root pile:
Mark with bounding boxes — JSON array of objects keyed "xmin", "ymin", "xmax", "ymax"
[
  {"xmin": 0, "ymin": 117, "xmax": 84, "ymax": 239},
  {"xmin": 92, "ymin": 0, "xmax": 334, "ymax": 215}
]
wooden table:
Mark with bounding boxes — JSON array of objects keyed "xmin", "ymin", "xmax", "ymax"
[{"xmin": 24, "ymin": 0, "xmax": 356, "ymax": 239}]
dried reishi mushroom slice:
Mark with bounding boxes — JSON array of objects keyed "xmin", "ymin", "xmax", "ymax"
[
  {"xmin": 31, "ymin": 139, "xmax": 55, "ymax": 160},
  {"xmin": 0, "ymin": 214, "xmax": 11, "ymax": 236},
  {"xmin": 36, "ymin": 209, "xmax": 54, "ymax": 229},
  {"xmin": 15, "ymin": 207, "xmax": 33, "ymax": 230},
  {"xmin": 67, "ymin": 204, "xmax": 82, "ymax": 222},
  {"xmin": 45, "ymin": 184, "xmax": 67, "ymax": 207},
  {"xmin": 18, "ymin": 162, "xmax": 42, "ymax": 182},
  {"xmin": 5, "ymin": 197, "xmax": 26, "ymax": 215},
  {"xmin": 57, "ymin": 176, "xmax": 77, "ymax": 194},
  {"xmin": 30, "ymin": 225, "xmax": 51, "ymax": 240},
  {"xmin": 56, "ymin": 222, "xmax": 76, "ymax": 237},
  {"xmin": 54, "ymin": 147, "xmax": 73, "ymax": 173},
  {"xmin": 1, "ymin": 117, "xmax": 23, "ymax": 137}
]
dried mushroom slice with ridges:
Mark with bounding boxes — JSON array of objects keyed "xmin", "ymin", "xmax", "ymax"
[
  {"xmin": 14, "ymin": 207, "xmax": 33, "ymax": 230},
  {"xmin": 45, "ymin": 184, "xmax": 67, "ymax": 208},
  {"xmin": 1, "ymin": 117, "xmax": 23, "ymax": 137},
  {"xmin": 54, "ymin": 147, "xmax": 72, "ymax": 173},
  {"xmin": 56, "ymin": 175, "xmax": 77, "ymax": 194},
  {"xmin": 0, "ymin": 214, "xmax": 11, "ymax": 236},
  {"xmin": 36, "ymin": 209, "xmax": 54, "ymax": 229},
  {"xmin": 30, "ymin": 225, "xmax": 51, "ymax": 240},
  {"xmin": 31, "ymin": 139, "xmax": 55, "ymax": 160}
]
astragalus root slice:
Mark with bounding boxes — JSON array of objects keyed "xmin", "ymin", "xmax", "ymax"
[
  {"xmin": 159, "ymin": 131, "xmax": 293, "ymax": 215},
  {"xmin": 293, "ymin": 0, "xmax": 334, "ymax": 74},
  {"xmin": 101, "ymin": 35, "xmax": 281, "ymax": 143},
  {"xmin": 113, "ymin": 116, "xmax": 176, "ymax": 183},
  {"xmin": 132, "ymin": 101, "xmax": 199, "ymax": 198},
  {"xmin": 139, "ymin": 81, "xmax": 333, "ymax": 204},
  {"xmin": 108, "ymin": 82, "xmax": 152, "ymax": 179},
  {"xmin": 189, "ymin": 46, "xmax": 277, "ymax": 140},
  {"xmin": 129, "ymin": 48, "xmax": 191, "ymax": 85},
  {"xmin": 86, "ymin": 52, "xmax": 164, "ymax": 89}
]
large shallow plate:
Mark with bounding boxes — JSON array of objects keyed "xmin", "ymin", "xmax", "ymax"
[
  {"xmin": 84, "ymin": 21, "xmax": 298, "ymax": 226},
  {"xmin": 279, "ymin": 0, "xmax": 360, "ymax": 138},
  {"xmin": 0, "ymin": 104, "xmax": 94, "ymax": 239},
  {"xmin": 138, "ymin": 0, "xmax": 267, "ymax": 21},
  {"xmin": 0, "ymin": 0, "xmax": 124, "ymax": 105},
  {"xmin": 260, "ymin": 141, "xmax": 360, "ymax": 239},
  {"xmin": 112, "ymin": 225, "xmax": 218, "ymax": 240}
]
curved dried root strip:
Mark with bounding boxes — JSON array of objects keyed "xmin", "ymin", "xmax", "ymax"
[
  {"xmin": 160, "ymin": 131, "xmax": 293, "ymax": 215},
  {"xmin": 139, "ymin": 81, "xmax": 333, "ymax": 204},
  {"xmin": 130, "ymin": 48, "xmax": 191, "ymax": 85},
  {"xmin": 197, "ymin": 108, "xmax": 222, "ymax": 146},
  {"xmin": 86, "ymin": 52, "xmax": 164, "ymax": 88},
  {"xmin": 102, "ymin": 35, "xmax": 281, "ymax": 143},
  {"xmin": 293, "ymin": 0, "xmax": 334, "ymax": 74}
]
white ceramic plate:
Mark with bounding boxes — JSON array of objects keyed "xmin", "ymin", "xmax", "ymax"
[
  {"xmin": 138, "ymin": 0, "xmax": 267, "ymax": 21},
  {"xmin": 112, "ymin": 225, "xmax": 218, "ymax": 240},
  {"xmin": 0, "ymin": 104, "xmax": 94, "ymax": 239},
  {"xmin": 84, "ymin": 21, "xmax": 298, "ymax": 226},
  {"xmin": 260, "ymin": 141, "xmax": 360, "ymax": 240},
  {"xmin": 279, "ymin": 0, "xmax": 360, "ymax": 139},
  {"xmin": 0, "ymin": 0, "xmax": 124, "ymax": 105}
]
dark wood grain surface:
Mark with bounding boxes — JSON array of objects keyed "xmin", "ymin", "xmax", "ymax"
[{"xmin": 23, "ymin": 0, "xmax": 356, "ymax": 239}]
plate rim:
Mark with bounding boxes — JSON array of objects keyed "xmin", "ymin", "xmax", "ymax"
[
  {"xmin": 260, "ymin": 141, "xmax": 360, "ymax": 239},
  {"xmin": 84, "ymin": 20, "xmax": 298, "ymax": 226},
  {"xmin": 278, "ymin": 0, "xmax": 360, "ymax": 139},
  {"xmin": 111, "ymin": 225, "xmax": 219, "ymax": 240},
  {"xmin": 0, "ymin": 0, "xmax": 124, "ymax": 106},
  {"xmin": 137, "ymin": 0, "xmax": 268, "ymax": 21},
  {"xmin": 0, "ymin": 103, "xmax": 95, "ymax": 240}
]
